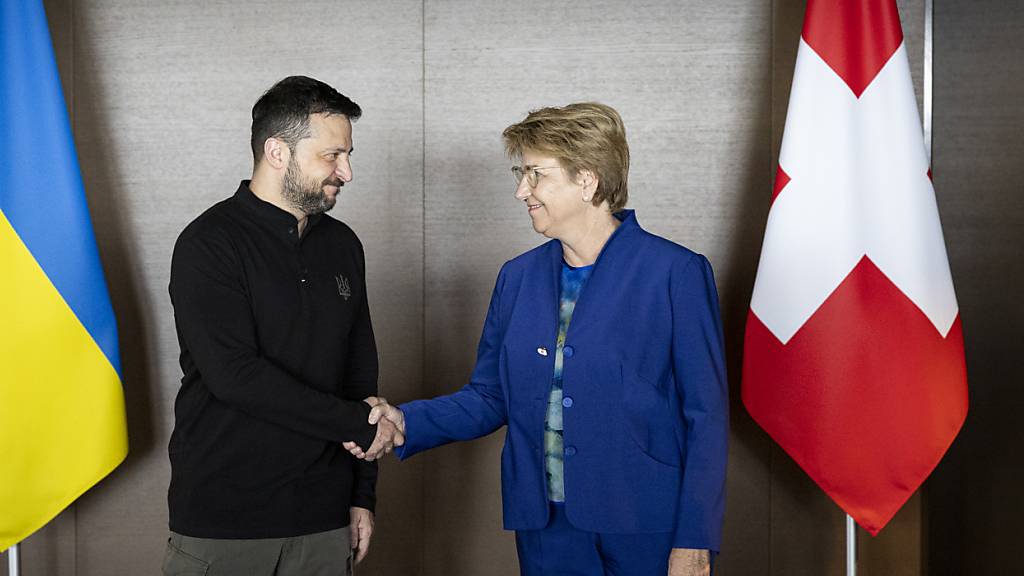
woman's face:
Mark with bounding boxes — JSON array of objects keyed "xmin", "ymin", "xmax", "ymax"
[{"xmin": 514, "ymin": 149, "xmax": 588, "ymax": 239}]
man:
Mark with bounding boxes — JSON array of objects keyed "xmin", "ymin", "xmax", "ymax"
[{"xmin": 164, "ymin": 76, "xmax": 402, "ymax": 576}]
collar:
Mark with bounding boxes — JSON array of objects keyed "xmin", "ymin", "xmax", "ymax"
[
  {"xmin": 612, "ymin": 209, "xmax": 638, "ymax": 232},
  {"xmin": 232, "ymin": 180, "xmax": 323, "ymax": 243},
  {"xmin": 544, "ymin": 208, "xmax": 640, "ymax": 286}
]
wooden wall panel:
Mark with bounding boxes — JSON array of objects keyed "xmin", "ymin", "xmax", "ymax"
[{"xmin": 927, "ymin": 1, "xmax": 1024, "ymax": 574}]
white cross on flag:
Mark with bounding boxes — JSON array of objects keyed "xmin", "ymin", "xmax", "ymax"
[{"xmin": 742, "ymin": 0, "xmax": 968, "ymax": 534}]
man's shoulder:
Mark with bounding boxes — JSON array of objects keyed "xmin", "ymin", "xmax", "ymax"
[
  {"xmin": 171, "ymin": 197, "xmax": 245, "ymax": 266},
  {"xmin": 316, "ymin": 215, "xmax": 364, "ymax": 250},
  {"xmin": 318, "ymin": 214, "xmax": 358, "ymax": 238},
  {"xmin": 177, "ymin": 197, "xmax": 239, "ymax": 240}
]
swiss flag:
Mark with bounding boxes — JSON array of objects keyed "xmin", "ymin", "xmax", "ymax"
[{"xmin": 742, "ymin": 0, "xmax": 968, "ymax": 534}]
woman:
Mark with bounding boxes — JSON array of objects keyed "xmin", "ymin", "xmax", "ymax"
[{"xmin": 347, "ymin": 103, "xmax": 728, "ymax": 575}]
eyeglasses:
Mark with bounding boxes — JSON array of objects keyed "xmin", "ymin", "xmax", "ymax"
[{"xmin": 511, "ymin": 165, "xmax": 561, "ymax": 188}]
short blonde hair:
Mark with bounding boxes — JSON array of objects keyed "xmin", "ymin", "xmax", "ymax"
[{"xmin": 502, "ymin": 102, "xmax": 629, "ymax": 212}]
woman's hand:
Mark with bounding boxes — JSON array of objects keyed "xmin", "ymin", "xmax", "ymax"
[{"xmin": 668, "ymin": 548, "xmax": 710, "ymax": 576}]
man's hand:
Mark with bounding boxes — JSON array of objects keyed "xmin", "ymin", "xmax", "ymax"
[
  {"xmin": 342, "ymin": 397, "xmax": 406, "ymax": 461},
  {"xmin": 367, "ymin": 397, "xmax": 405, "ymax": 434},
  {"xmin": 349, "ymin": 506, "xmax": 374, "ymax": 565},
  {"xmin": 669, "ymin": 548, "xmax": 710, "ymax": 576}
]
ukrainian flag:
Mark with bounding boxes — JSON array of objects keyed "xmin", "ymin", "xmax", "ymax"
[{"xmin": 1, "ymin": 0, "xmax": 128, "ymax": 551}]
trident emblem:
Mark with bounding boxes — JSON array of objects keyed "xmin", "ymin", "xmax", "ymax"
[{"xmin": 335, "ymin": 274, "xmax": 351, "ymax": 301}]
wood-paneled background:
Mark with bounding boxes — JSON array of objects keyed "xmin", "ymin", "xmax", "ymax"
[{"xmin": 4, "ymin": 1, "xmax": 1021, "ymax": 574}]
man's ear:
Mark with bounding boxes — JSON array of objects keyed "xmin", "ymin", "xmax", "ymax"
[{"xmin": 263, "ymin": 137, "xmax": 289, "ymax": 170}]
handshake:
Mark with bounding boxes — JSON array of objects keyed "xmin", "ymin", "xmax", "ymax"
[{"xmin": 343, "ymin": 397, "xmax": 406, "ymax": 461}]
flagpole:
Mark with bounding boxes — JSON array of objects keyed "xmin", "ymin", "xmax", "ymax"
[
  {"xmin": 846, "ymin": 515, "xmax": 857, "ymax": 576},
  {"xmin": 7, "ymin": 542, "xmax": 21, "ymax": 576},
  {"xmin": 921, "ymin": 0, "xmax": 934, "ymax": 570},
  {"xmin": 924, "ymin": 0, "xmax": 934, "ymax": 162}
]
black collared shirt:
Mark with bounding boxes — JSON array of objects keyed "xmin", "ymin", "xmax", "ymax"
[{"xmin": 168, "ymin": 181, "xmax": 378, "ymax": 539}]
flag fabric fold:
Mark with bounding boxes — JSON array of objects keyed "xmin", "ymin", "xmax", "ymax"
[
  {"xmin": 1, "ymin": 0, "xmax": 128, "ymax": 551},
  {"xmin": 742, "ymin": 0, "xmax": 967, "ymax": 534}
]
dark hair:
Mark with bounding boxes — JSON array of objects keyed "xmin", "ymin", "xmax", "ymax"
[{"xmin": 250, "ymin": 76, "xmax": 362, "ymax": 163}]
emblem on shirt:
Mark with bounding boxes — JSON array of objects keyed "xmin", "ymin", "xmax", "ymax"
[{"xmin": 335, "ymin": 274, "xmax": 351, "ymax": 300}]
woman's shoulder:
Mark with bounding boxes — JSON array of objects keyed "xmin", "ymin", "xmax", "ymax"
[
  {"xmin": 630, "ymin": 226, "xmax": 705, "ymax": 268},
  {"xmin": 500, "ymin": 239, "xmax": 559, "ymax": 274}
]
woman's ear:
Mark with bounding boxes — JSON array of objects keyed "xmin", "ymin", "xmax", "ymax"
[{"xmin": 579, "ymin": 169, "xmax": 598, "ymax": 202}]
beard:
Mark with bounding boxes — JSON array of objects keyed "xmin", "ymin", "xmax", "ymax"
[{"xmin": 281, "ymin": 157, "xmax": 342, "ymax": 216}]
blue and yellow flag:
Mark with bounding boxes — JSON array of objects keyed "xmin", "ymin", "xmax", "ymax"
[{"xmin": 1, "ymin": 0, "xmax": 128, "ymax": 551}]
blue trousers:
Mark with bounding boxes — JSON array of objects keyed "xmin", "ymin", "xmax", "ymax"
[{"xmin": 515, "ymin": 503, "xmax": 678, "ymax": 576}]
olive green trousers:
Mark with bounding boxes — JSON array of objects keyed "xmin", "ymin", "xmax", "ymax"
[{"xmin": 162, "ymin": 527, "xmax": 353, "ymax": 576}]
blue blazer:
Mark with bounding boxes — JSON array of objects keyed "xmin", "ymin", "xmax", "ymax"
[{"xmin": 397, "ymin": 210, "xmax": 728, "ymax": 551}]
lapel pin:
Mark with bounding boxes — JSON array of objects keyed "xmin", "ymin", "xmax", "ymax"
[{"xmin": 537, "ymin": 347, "xmax": 548, "ymax": 357}]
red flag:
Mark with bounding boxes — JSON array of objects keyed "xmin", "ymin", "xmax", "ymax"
[{"xmin": 742, "ymin": 0, "xmax": 968, "ymax": 535}]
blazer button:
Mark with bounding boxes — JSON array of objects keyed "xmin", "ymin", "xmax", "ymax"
[
  {"xmin": 563, "ymin": 345, "xmax": 575, "ymax": 358},
  {"xmin": 564, "ymin": 445, "xmax": 577, "ymax": 457},
  {"xmin": 537, "ymin": 347, "xmax": 548, "ymax": 357},
  {"xmin": 562, "ymin": 396, "xmax": 574, "ymax": 408}
]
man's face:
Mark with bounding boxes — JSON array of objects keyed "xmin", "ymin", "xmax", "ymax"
[{"xmin": 281, "ymin": 113, "xmax": 353, "ymax": 215}]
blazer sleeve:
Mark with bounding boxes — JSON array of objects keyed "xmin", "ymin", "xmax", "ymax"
[
  {"xmin": 396, "ymin": 267, "xmax": 510, "ymax": 459},
  {"xmin": 670, "ymin": 254, "xmax": 729, "ymax": 551}
]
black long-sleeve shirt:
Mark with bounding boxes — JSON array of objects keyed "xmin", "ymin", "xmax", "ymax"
[{"xmin": 167, "ymin": 181, "xmax": 379, "ymax": 539}]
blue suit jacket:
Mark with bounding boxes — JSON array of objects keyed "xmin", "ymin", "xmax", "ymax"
[{"xmin": 398, "ymin": 210, "xmax": 728, "ymax": 551}]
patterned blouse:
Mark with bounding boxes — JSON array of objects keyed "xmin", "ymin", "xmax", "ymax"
[{"xmin": 545, "ymin": 261, "xmax": 593, "ymax": 502}]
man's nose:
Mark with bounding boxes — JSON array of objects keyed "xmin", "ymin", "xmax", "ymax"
[{"xmin": 336, "ymin": 157, "xmax": 352, "ymax": 182}]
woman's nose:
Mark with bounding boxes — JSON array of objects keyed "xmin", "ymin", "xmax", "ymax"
[{"xmin": 514, "ymin": 180, "xmax": 532, "ymax": 200}]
